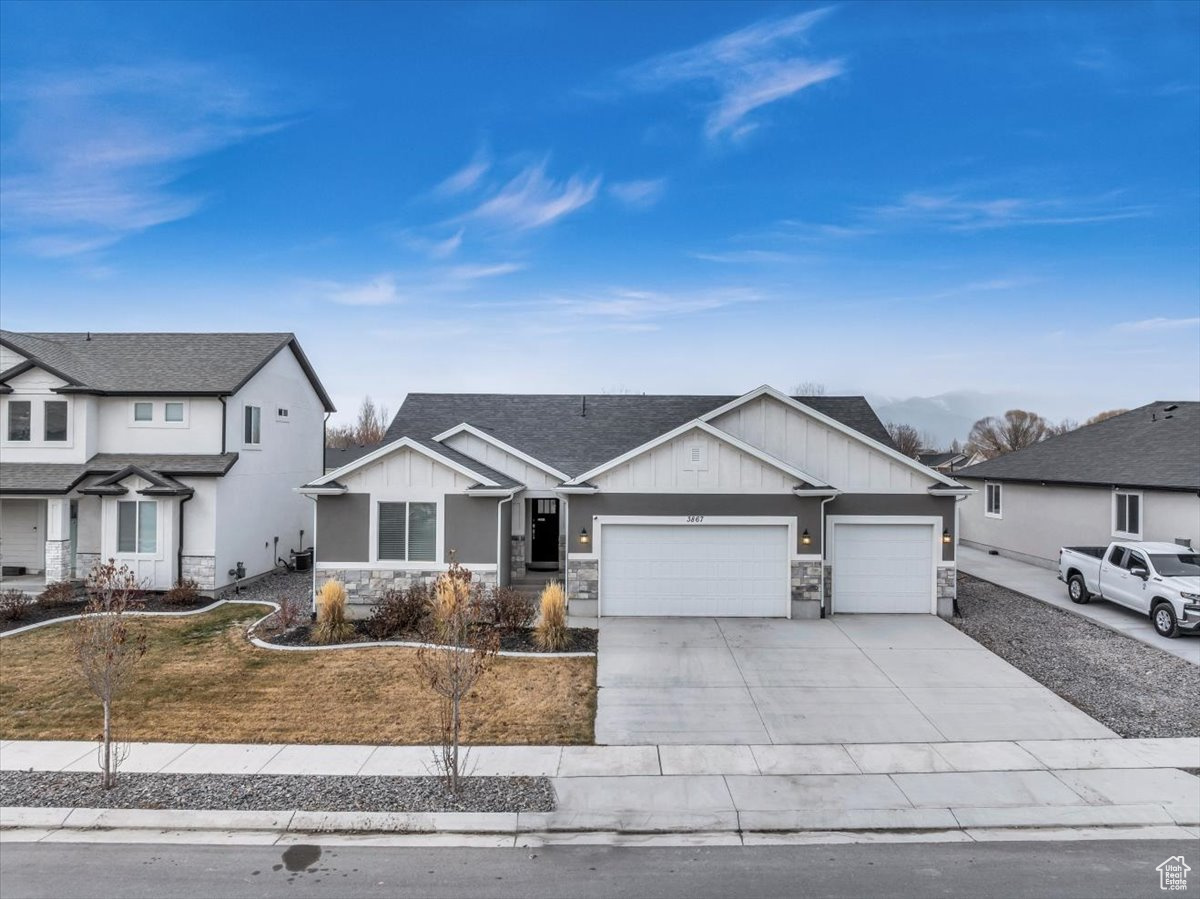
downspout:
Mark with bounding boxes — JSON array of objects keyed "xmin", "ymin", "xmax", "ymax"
[
  {"xmin": 218, "ymin": 397, "xmax": 227, "ymax": 454},
  {"xmin": 560, "ymin": 493, "xmax": 569, "ymax": 607},
  {"xmin": 322, "ymin": 412, "xmax": 331, "ymax": 473},
  {"xmin": 819, "ymin": 494, "xmax": 839, "ymax": 617},
  {"xmin": 496, "ymin": 493, "xmax": 515, "ymax": 587},
  {"xmin": 176, "ymin": 492, "xmax": 194, "ymax": 589},
  {"xmin": 305, "ymin": 495, "xmax": 318, "ymax": 614}
]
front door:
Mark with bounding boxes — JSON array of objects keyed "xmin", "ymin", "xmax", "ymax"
[{"xmin": 529, "ymin": 498, "xmax": 560, "ymax": 571}]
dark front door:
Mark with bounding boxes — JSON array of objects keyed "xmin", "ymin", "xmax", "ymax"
[{"xmin": 529, "ymin": 498, "xmax": 560, "ymax": 571}]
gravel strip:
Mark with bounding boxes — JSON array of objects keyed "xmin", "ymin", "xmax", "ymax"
[
  {"xmin": 226, "ymin": 570, "xmax": 313, "ymax": 607},
  {"xmin": 0, "ymin": 770, "xmax": 554, "ymax": 813},
  {"xmin": 952, "ymin": 573, "xmax": 1200, "ymax": 739}
]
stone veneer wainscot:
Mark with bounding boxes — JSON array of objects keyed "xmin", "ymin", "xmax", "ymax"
[{"xmin": 319, "ymin": 568, "xmax": 498, "ymax": 615}]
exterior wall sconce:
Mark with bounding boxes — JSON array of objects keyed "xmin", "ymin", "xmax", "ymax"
[
  {"xmin": 942, "ymin": 529, "xmax": 952, "ymax": 544},
  {"xmin": 579, "ymin": 527, "xmax": 590, "ymax": 546},
  {"xmin": 801, "ymin": 529, "xmax": 812, "ymax": 546}
]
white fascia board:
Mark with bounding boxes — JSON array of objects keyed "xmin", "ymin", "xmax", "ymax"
[
  {"xmin": 699, "ymin": 384, "xmax": 962, "ymax": 488},
  {"xmin": 793, "ymin": 487, "xmax": 842, "ymax": 497},
  {"xmin": 555, "ymin": 485, "xmax": 599, "ymax": 494},
  {"xmin": 433, "ymin": 423, "xmax": 570, "ymax": 482},
  {"xmin": 464, "ymin": 487, "xmax": 521, "ymax": 497},
  {"xmin": 311, "ymin": 436, "xmax": 501, "ymax": 488},
  {"xmin": 294, "ymin": 485, "xmax": 348, "ymax": 496},
  {"xmin": 928, "ymin": 486, "xmax": 976, "ymax": 496},
  {"xmin": 563, "ymin": 418, "xmax": 831, "ymax": 488}
]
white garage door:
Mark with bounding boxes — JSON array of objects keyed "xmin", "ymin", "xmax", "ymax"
[
  {"xmin": 833, "ymin": 522, "xmax": 934, "ymax": 613},
  {"xmin": 600, "ymin": 523, "xmax": 790, "ymax": 617}
]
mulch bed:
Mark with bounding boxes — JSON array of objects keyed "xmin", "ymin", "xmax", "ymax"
[
  {"xmin": 0, "ymin": 595, "xmax": 212, "ymax": 634},
  {"xmin": 0, "ymin": 770, "xmax": 554, "ymax": 814},
  {"xmin": 263, "ymin": 619, "xmax": 598, "ymax": 654},
  {"xmin": 952, "ymin": 573, "xmax": 1200, "ymax": 739}
]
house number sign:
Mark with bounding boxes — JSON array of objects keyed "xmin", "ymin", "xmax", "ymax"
[{"xmin": 686, "ymin": 515, "xmax": 705, "ymax": 523}]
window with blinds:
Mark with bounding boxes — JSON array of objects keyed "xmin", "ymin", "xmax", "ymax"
[{"xmin": 378, "ymin": 502, "xmax": 436, "ymax": 562}]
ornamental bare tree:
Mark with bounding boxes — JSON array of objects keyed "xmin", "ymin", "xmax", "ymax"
[
  {"xmin": 1086, "ymin": 408, "xmax": 1128, "ymax": 426},
  {"xmin": 885, "ymin": 422, "xmax": 925, "ymax": 458},
  {"xmin": 74, "ymin": 560, "xmax": 148, "ymax": 789},
  {"xmin": 415, "ymin": 561, "xmax": 498, "ymax": 793},
  {"xmin": 966, "ymin": 409, "xmax": 1055, "ymax": 459},
  {"xmin": 326, "ymin": 395, "xmax": 390, "ymax": 449}
]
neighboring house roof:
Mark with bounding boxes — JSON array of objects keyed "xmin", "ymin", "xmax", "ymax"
[
  {"xmin": 382, "ymin": 393, "xmax": 896, "ymax": 479},
  {"xmin": 956, "ymin": 401, "xmax": 1200, "ymax": 491},
  {"xmin": 309, "ymin": 436, "xmax": 523, "ymax": 491},
  {"xmin": 0, "ymin": 330, "xmax": 335, "ymax": 411},
  {"xmin": 0, "ymin": 453, "xmax": 238, "ymax": 495},
  {"xmin": 324, "ymin": 444, "xmax": 378, "ymax": 471},
  {"xmin": 917, "ymin": 451, "xmax": 965, "ymax": 469}
]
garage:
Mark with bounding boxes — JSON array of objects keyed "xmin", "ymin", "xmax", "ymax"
[
  {"xmin": 831, "ymin": 519, "xmax": 935, "ymax": 613},
  {"xmin": 599, "ymin": 521, "xmax": 790, "ymax": 617}
]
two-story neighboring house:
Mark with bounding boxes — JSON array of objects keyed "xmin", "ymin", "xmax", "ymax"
[{"xmin": 0, "ymin": 331, "xmax": 334, "ymax": 593}]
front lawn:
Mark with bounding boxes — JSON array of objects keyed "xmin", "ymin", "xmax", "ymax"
[{"xmin": 0, "ymin": 604, "xmax": 596, "ymax": 745}]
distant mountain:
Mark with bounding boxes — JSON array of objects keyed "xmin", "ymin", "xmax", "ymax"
[{"xmin": 868, "ymin": 391, "xmax": 1028, "ymax": 449}]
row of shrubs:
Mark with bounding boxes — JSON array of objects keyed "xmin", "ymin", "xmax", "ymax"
[
  {"xmin": 309, "ymin": 564, "xmax": 571, "ymax": 651},
  {"xmin": 0, "ymin": 575, "xmax": 205, "ymax": 623}
]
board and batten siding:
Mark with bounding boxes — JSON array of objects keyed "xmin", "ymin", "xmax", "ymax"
[
  {"xmin": 442, "ymin": 431, "xmax": 559, "ymax": 488},
  {"xmin": 711, "ymin": 395, "xmax": 936, "ymax": 493},
  {"xmin": 590, "ymin": 426, "xmax": 800, "ymax": 493},
  {"xmin": 337, "ymin": 446, "xmax": 477, "ymax": 494}
]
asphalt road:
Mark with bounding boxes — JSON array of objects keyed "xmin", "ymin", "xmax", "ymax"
[{"xmin": 2, "ymin": 839, "xmax": 1197, "ymax": 899}]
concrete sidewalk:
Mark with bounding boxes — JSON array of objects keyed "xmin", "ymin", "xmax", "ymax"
[{"xmin": 958, "ymin": 545, "xmax": 1200, "ymax": 665}]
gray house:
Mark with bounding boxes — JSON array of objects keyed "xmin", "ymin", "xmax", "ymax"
[
  {"xmin": 301, "ymin": 386, "xmax": 969, "ymax": 619},
  {"xmin": 957, "ymin": 401, "xmax": 1200, "ymax": 568}
]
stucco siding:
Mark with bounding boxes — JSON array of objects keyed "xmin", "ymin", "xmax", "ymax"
[
  {"xmin": 316, "ymin": 493, "xmax": 370, "ymax": 563},
  {"xmin": 959, "ymin": 479, "xmax": 1200, "ymax": 567},
  {"xmin": 591, "ymin": 425, "xmax": 801, "ymax": 493},
  {"xmin": 712, "ymin": 394, "xmax": 937, "ymax": 492},
  {"xmin": 444, "ymin": 494, "xmax": 498, "ymax": 564}
]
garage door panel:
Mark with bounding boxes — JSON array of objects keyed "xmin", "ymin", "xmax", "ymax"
[
  {"xmin": 833, "ymin": 522, "xmax": 934, "ymax": 614},
  {"xmin": 601, "ymin": 523, "xmax": 789, "ymax": 617}
]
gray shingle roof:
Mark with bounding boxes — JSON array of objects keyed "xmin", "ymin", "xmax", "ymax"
[
  {"xmin": 917, "ymin": 451, "xmax": 964, "ymax": 468},
  {"xmin": 383, "ymin": 393, "xmax": 895, "ymax": 479},
  {"xmin": 0, "ymin": 453, "xmax": 238, "ymax": 494},
  {"xmin": 324, "ymin": 444, "xmax": 378, "ymax": 471},
  {"xmin": 0, "ymin": 330, "xmax": 334, "ymax": 411},
  {"xmin": 411, "ymin": 439, "xmax": 524, "ymax": 489},
  {"xmin": 956, "ymin": 401, "xmax": 1200, "ymax": 491}
]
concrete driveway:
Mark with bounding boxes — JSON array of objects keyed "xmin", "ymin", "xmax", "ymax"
[{"xmin": 595, "ymin": 616, "xmax": 1117, "ymax": 745}]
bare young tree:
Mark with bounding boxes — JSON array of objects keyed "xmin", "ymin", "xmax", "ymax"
[
  {"xmin": 326, "ymin": 395, "xmax": 391, "ymax": 448},
  {"xmin": 793, "ymin": 381, "xmax": 827, "ymax": 396},
  {"xmin": 885, "ymin": 422, "xmax": 924, "ymax": 458},
  {"xmin": 414, "ymin": 561, "xmax": 498, "ymax": 793},
  {"xmin": 966, "ymin": 409, "xmax": 1053, "ymax": 459},
  {"xmin": 1086, "ymin": 408, "xmax": 1128, "ymax": 426},
  {"xmin": 74, "ymin": 560, "xmax": 148, "ymax": 789}
]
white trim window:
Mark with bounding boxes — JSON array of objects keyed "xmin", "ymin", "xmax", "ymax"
[
  {"xmin": 44, "ymin": 400, "xmax": 68, "ymax": 441},
  {"xmin": 6, "ymin": 399, "xmax": 31, "ymax": 441},
  {"xmin": 117, "ymin": 500, "xmax": 157, "ymax": 554},
  {"xmin": 243, "ymin": 405, "xmax": 262, "ymax": 447},
  {"xmin": 984, "ymin": 482, "xmax": 1002, "ymax": 518},
  {"xmin": 133, "ymin": 401, "xmax": 154, "ymax": 423},
  {"xmin": 1113, "ymin": 490, "xmax": 1142, "ymax": 539},
  {"xmin": 164, "ymin": 401, "xmax": 185, "ymax": 423},
  {"xmin": 275, "ymin": 406, "xmax": 290, "ymax": 423},
  {"xmin": 377, "ymin": 501, "xmax": 437, "ymax": 562}
]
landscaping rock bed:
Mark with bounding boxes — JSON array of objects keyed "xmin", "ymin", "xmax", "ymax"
[
  {"xmin": 262, "ymin": 620, "xmax": 598, "ymax": 654},
  {"xmin": 953, "ymin": 573, "xmax": 1200, "ymax": 739},
  {"xmin": 0, "ymin": 770, "xmax": 555, "ymax": 814}
]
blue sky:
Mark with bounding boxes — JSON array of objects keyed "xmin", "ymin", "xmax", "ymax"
[{"xmin": 1, "ymin": 1, "xmax": 1197, "ymax": 439}]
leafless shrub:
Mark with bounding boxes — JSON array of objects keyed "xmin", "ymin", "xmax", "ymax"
[
  {"xmin": 162, "ymin": 578, "xmax": 202, "ymax": 606},
  {"xmin": 0, "ymin": 588, "xmax": 32, "ymax": 622},
  {"xmin": 484, "ymin": 586, "xmax": 536, "ymax": 633},
  {"xmin": 271, "ymin": 592, "xmax": 308, "ymax": 632},
  {"xmin": 366, "ymin": 584, "xmax": 432, "ymax": 639},
  {"xmin": 38, "ymin": 580, "xmax": 79, "ymax": 608}
]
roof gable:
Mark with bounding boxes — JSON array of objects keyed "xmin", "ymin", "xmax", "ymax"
[{"xmin": 312, "ymin": 436, "xmax": 520, "ymax": 490}]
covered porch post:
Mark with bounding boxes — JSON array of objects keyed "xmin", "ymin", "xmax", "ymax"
[{"xmin": 44, "ymin": 496, "xmax": 73, "ymax": 583}]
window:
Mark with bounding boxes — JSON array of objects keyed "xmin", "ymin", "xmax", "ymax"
[
  {"xmin": 44, "ymin": 401, "xmax": 68, "ymax": 441},
  {"xmin": 244, "ymin": 405, "xmax": 261, "ymax": 446},
  {"xmin": 7, "ymin": 400, "xmax": 31, "ymax": 441},
  {"xmin": 378, "ymin": 501, "xmax": 437, "ymax": 562},
  {"xmin": 1122, "ymin": 550, "xmax": 1148, "ymax": 573},
  {"xmin": 164, "ymin": 402, "xmax": 184, "ymax": 422},
  {"xmin": 1107, "ymin": 545, "xmax": 1126, "ymax": 567},
  {"xmin": 117, "ymin": 501, "xmax": 157, "ymax": 554},
  {"xmin": 133, "ymin": 402, "xmax": 153, "ymax": 422},
  {"xmin": 985, "ymin": 482, "xmax": 1002, "ymax": 518},
  {"xmin": 276, "ymin": 407, "xmax": 290, "ymax": 422},
  {"xmin": 1113, "ymin": 491, "xmax": 1141, "ymax": 538}
]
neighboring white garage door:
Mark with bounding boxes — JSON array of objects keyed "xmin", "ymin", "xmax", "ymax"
[
  {"xmin": 600, "ymin": 523, "xmax": 790, "ymax": 617},
  {"xmin": 832, "ymin": 522, "xmax": 934, "ymax": 613}
]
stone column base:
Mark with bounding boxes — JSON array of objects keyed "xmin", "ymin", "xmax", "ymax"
[
  {"xmin": 937, "ymin": 566, "xmax": 956, "ymax": 619},
  {"xmin": 181, "ymin": 555, "xmax": 217, "ymax": 591},
  {"xmin": 566, "ymin": 557, "xmax": 598, "ymax": 615},
  {"xmin": 44, "ymin": 539, "xmax": 72, "ymax": 583}
]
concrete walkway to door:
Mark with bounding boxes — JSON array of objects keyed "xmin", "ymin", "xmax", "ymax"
[{"xmin": 595, "ymin": 616, "xmax": 1116, "ymax": 746}]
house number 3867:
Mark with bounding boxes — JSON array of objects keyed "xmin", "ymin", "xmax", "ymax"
[{"xmin": 686, "ymin": 515, "xmax": 704, "ymax": 523}]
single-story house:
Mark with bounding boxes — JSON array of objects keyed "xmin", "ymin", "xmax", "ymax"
[
  {"xmin": 300, "ymin": 386, "xmax": 970, "ymax": 619},
  {"xmin": 917, "ymin": 450, "xmax": 980, "ymax": 474},
  {"xmin": 957, "ymin": 401, "xmax": 1199, "ymax": 568}
]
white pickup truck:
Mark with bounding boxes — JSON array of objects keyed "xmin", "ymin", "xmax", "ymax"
[{"xmin": 1059, "ymin": 541, "xmax": 1200, "ymax": 638}]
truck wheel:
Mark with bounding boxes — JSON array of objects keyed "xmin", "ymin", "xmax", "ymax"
[
  {"xmin": 1068, "ymin": 575, "xmax": 1090, "ymax": 605},
  {"xmin": 1152, "ymin": 603, "xmax": 1179, "ymax": 638}
]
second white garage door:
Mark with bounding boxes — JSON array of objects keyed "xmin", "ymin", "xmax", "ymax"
[
  {"xmin": 832, "ymin": 521, "xmax": 935, "ymax": 613},
  {"xmin": 600, "ymin": 523, "xmax": 790, "ymax": 617}
]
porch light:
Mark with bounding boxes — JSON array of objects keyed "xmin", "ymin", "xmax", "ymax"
[
  {"xmin": 579, "ymin": 527, "xmax": 590, "ymax": 545},
  {"xmin": 942, "ymin": 529, "xmax": 952, "ymax": 544},
  {"xmin": 800, "ymin": 529, "xmax": 812, "ymax": 546}
]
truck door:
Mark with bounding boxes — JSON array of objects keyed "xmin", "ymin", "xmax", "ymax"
[{"xmin": 1120, "ymin": 549, "xmax": 1153, "ymax": 613}]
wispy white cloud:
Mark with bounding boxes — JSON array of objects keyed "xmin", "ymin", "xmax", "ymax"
[
  {"xmin": 692, "ymin": 249, "xmax": 799, "ymax": 264},
  {"xmin": 435, "ymin": 149, "xmax": 491, "ymax": 196},
  {"xmin": 622, "ymin": 8, "xmax": 844, "ymax": 140},
  {"xmin": 443, "ymin": 262, "xmax": 524, "ymax": 280},
  {"xmin": 313, "ymin": 259, "xmax": 522, "ymax": 306},
  {"xmin": 1, "ymin": 61, "xmax": 288, "ymax": 258},
  {"xmin": 1114, "ymin": 316, "xmax": 1200, "ymax": 332},
  {"xmin": 537, "ymin": 286, "xmax": 760, "ymax": 330},
  {"xmin": 867, "ymin": 191, "xmax": 1154, "ymax": 231},
  {"xmin": 319, "ymin": 274, "xmax": 404, "ymax": 306},
  {"xmin": 608, "ymin": 178, "xmax": 667, "ymax": 209},
  {"xmin": 400, "ymin": 227, "xmax": 465, "ymax": 259},
  {"xmin": 462, "ymin": 161, "xmax": 600, "ymax": 230}
]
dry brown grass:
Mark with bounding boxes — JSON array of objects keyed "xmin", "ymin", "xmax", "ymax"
[{"xmin": 0, "ymin": 604, "xmax": 596, "ymax": 745}]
